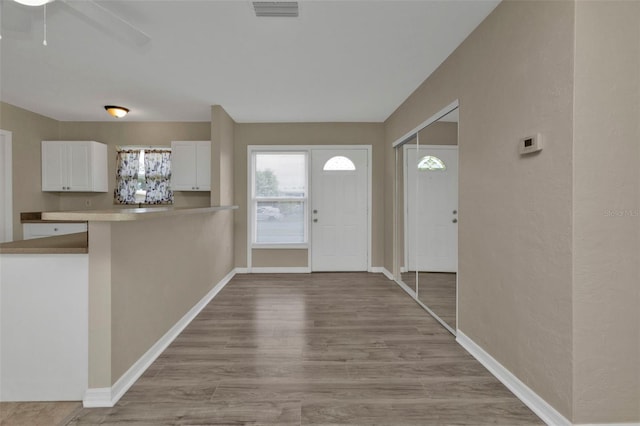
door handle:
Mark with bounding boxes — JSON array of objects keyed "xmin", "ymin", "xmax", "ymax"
[
  {"xmin": 313, "ymin": 219, "xmax": 318, "ymax": 223},
  {"xmin": 313, "ymin": 210, "xmax": 318, "ymax": 214},
  {"xmin": 453, "ymin": 210, "xmax": 457, "ymax": 214},
  {"xmin": 452, "ymin": 218, "xmax": 458, "ymax": 223}
]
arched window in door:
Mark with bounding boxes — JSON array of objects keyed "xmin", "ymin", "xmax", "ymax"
[
  {"xmin": 417, "ymin": 155, "xmax": 446, "ymax": 171},
  {"xmin": 323, "ymin": 155, "xmax": 356, "ymax": 171}
]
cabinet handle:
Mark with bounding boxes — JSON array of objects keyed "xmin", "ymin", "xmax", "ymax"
[{"xmin": 54, "ymin": 228, "xmax": 59, "ymax": 231}]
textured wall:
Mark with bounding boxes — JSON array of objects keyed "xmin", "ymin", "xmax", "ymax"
[
  {"xmin": 0, "ymin": 103, "xmax": 61, "ymax": 240},
  {"xmin": 385, "ymin": 0, "xmax": 575, "ymax": 418},
  {"xmin": 109, "ymin": 212, "xmax": 234, "ymax": 383},
  {"xmin": 573, "ymin": 0, "xmax": 640, "ymax": 422},
  {"xmin": 233, "ymin": 123, "xmax": 385, "ymax": 269}
]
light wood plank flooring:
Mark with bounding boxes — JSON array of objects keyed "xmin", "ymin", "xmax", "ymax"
[
  {"xmin": 14, "ymin": 273, "xmax": 541, "ymax": 425},
  {"xmin": 403, "ymin": 272, "xmax": 457, "ymax": 329},
  {"xmin": 0, "ymin": 401, "xmax": 82, "ymax": 426}
]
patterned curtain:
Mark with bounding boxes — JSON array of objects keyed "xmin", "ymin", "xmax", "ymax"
[
  {"xmin": 114, "ymin": 150, "xmax": 140, "ymax": 204},
  {"xmin": 144, "ymin": 151, "xmax": 174, "ymax": 204}
]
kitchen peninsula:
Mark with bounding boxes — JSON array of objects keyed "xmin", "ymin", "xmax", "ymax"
[{"xmin": 0, "ymin": 205, "xmax": 237, "ymax": 406}]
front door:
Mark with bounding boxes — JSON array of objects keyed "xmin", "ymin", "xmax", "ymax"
[
  {"xmin": 311, "ymin": 149, "xmax": 368, "ymax": 271},
  {"xmin": 406, "ymin": 145, "xmax": 458, "ymax": 272}
]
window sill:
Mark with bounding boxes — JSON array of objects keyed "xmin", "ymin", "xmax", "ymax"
[{"xmin": 252, "ymin": 244, "xmax": 308, "ymax": 250}]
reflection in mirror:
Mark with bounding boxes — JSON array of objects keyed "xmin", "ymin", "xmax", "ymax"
[
  {"xmin": 395, "ymin": 135, "xmax": 417, "ymax": 293},
  {"xmin": 414, "ymin": 108, "xmax": 458, "ymax": 331}
]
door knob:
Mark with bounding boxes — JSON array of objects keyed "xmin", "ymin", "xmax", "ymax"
[{"xmin": 452, "ymin": 218, "xmax": 458, "ymax": 223}]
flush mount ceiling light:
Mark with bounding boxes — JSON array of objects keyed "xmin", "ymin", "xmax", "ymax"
[
  {"xmin": 253, "ymin": 2, "xmax": 298, "ymax": 17},
  {"xmin": 104, "ymin": 105, "xmax": 129, "ymax": 119},
  {"xmin": 13, "ymin": 0, "xmax": 52, "ymax": 5}
]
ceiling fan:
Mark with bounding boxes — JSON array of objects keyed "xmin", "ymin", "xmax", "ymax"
[{"xmin": 2, "ymin": 0, "xmax": 151, "ymax": 47}]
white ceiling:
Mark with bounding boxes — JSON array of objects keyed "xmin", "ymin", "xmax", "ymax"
[{"xmin": 0, "ymin": 0, "xmax": 499, "ymax": 122}]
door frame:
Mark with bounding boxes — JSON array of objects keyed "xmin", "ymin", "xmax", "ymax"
[
  {"xmin": 309, "ymin": 146, "xmax": 372, "ymax": 272},
  {"xmin": 1, "ymin": 129, "xmax": 13, "ymax": 242},
  {"xmin": 246, "ymin": 145, "xmax": 372, "ymax": 272},
  {"xmin": 403, "ymin": 144, "xmax": 458, "ymax": 273}
]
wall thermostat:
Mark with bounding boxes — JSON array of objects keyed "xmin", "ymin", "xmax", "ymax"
[{"xmin": 519, "ymin": 133, "xmax": 543, "ymax": 155}]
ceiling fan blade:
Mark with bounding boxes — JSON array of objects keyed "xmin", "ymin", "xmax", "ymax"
[{"xmin": 60, "ymin": 0, "xmax": 151, "ymax": 46}]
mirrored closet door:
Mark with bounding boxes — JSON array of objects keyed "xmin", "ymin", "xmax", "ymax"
[{"xmin": 394, "ymin": 105, "xmax": 458, "ymax": 334}]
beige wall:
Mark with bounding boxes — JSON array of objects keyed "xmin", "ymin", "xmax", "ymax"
[
  {"xmin": 86, "ymin": 212, "xmax": 234, "ymax": 386},
  {"xmin": 58, "ymin": 121, "xmax": 211, "ymax": 211},
  {"xmin": 0, "ymin": 103, "xmax": 61, "ymax": 240},
  {"xmin": 573, "ymin": 0, "xmax": 640, "ymax": 422},
  {"xmin": 418, "ymin": 121, "xmax": 458, "ymax": 146},
  {"xmin": 210, "ymin": 105, "xmax": 236, "ymax": 207},
  {"xmin": 86, "ymin": 106, "xmax": 235, "ymax": 387},
  {"xmin": 233, "ymin": 123, "xmax": 385, "ymax": 269},
  {"xmin": 109, "ymin": 212, "xmax": 233, "ymax": 382},
  {"xmin": 252, "ymin": 249, "xmax": 308, "ymax": 268},
  {"xmin": 385, "ymin": 0, "xmax": 575, "ymax": 419}
]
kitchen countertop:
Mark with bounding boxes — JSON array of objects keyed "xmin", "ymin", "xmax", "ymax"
[
  {"xmin": 21, "ymin": 211, "xmax": 86, "ymax": 223},
  {"xmin": 40, "ymin": 205, "xmax": 238, "ymax": 222},
  {"xmin": 0, "ymin": 232, "xmax": 88, "ymax": 254}
]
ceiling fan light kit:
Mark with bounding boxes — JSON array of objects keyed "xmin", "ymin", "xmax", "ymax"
[{"xmin": 104, "ymin": 106, "xmax": 129, "ymax": 119}]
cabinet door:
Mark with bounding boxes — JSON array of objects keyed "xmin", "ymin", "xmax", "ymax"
[
  {"xmin": 23, "ymin": 223, "xmax": 88, "ymax": 240},
  {"xmin": 195, "ymin": 142, "xmax": 211, "ymax": 190},
  {"xmin": 67, "ymin": 143, "xmax": 92, "ymax": 191},
  {"xmin": 42, "ymin": 141, "xmax": 67, "ymax": 191},
  {"xmin": 170, "ymin": 142, "xmax": 198, "ymax": 190}
]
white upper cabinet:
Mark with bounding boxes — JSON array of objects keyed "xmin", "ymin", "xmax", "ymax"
[
  {"xmin": 42, "ymin": 141, "xmax": 108, "ymax": 192},
  {"xmin": 170, "ymin": 141, "xmax": 211, "ymax": 191}
]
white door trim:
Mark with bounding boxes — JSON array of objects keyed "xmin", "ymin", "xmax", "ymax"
[
  {"xmin": 246, "ymin": 145, "xmax": 372, "ymax": 272},
  {"xmin": 1, "ymin": 130, "xmax": 13, "ymax": 242}
]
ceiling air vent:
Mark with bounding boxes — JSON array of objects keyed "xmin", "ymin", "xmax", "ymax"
[{"xmin": 253, "ymin": 2, "xmax": 299, "ymax": 17}]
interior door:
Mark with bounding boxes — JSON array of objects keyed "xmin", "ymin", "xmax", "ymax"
[
  {"xmin": 406, "ymin": 145, "xmax": 458, "ymax": 272},
  {"xmin": 311, "ymin": 149, "xmax": 368, "ymax": 271}
]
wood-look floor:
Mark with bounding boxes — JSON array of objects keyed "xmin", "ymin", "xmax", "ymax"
[
  {"xmin": 0, "ymin": 401, "xmax": 82, "ymax": 426},
  {"xmin": 402, "ymin": 272, "xmax": 457, "ymax": 329},
  {"xmin": 13, "ymin": 273, "xmax": 541, "ymax": 425}
]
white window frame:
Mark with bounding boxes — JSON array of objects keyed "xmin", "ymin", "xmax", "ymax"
[{"xmin": 249, "ymin": 148, "xmax": 309, "ymax": 249}]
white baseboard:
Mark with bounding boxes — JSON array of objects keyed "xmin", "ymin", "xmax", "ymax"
[
  {"xmin": 577, "ymin": 424, "xmax": 640, "ymax": 426},
  {"xmin": 234, "ymin": 267, "xmax": 249, "ymax": 274},
  {"xmin": 391, "ymin": 276, "xmax": 416, "ymax": 298},
  {"xmin": 249, "ymin": 267, "xmax": 311, "ymax": 273},
  {"xmin": 370, "ymin": 266, "xmax": 394, "ymax": 281},
  {"xmin": 456, "ymin": 331, "xmax": 571, "ymax": 426},
  {"xmin": 81, "ymin": 388, "xmax": 111, "ymax": 408},
  {"xmin": 83, "ymin": 268, "xmax": 237, "ymax": 408}
]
